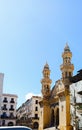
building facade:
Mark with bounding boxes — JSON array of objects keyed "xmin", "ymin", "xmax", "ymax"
[
  {"xmin": 70, "ymin": 70, "xmax": 82, "ymax": 130},
  {"xmin": 39, "ymin": 44, "xmax": 81, "ymax": 130},
  {"xmin": 0, "ymin": 73, "xmax": 4, "ymax": 119},
  {"xmin": 16, "ymin": 96, "xmax": 42, "ymax": 129},
  {"xmin": 0, "ymin": 73, "xmax": 18, "ymax": 126}
]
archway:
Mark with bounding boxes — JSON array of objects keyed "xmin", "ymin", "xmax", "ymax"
[
  {"xmin": 8, "ymin": 122, "xmax": 14, "ymax": 126},
  {"xmin": 33, "ymin": 122, "xmax": 39, "ymax": 129},
  {"xmin": 54, "ymin": 106, "xmax": 59, "ymax": 127},
  {"xmin": 51, "ymin": 109, "xmax": 54, "ymax": 126},
  {"xmin": 55, "ymin": 107, "xmax": 59, "ymax": 127}
]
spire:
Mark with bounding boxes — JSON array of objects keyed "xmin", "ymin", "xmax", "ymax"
[
  {"xmin": 42, "ymin": 62, "xmax": 50, "ymax": 78},
  {"xmin": 44, "ymin": 62, "xmax": 49, "ymax": 70},
  {"xmin": 64, "ymin": 43, "xmax": 70, "ymax": 52}
]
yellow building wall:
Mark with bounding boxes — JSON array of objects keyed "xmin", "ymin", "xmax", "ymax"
[{"xmin": 43, "ymin": 104, "xmax": 50, "ymax": 129}]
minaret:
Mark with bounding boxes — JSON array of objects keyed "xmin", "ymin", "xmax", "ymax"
[
  {"xmin": 41, "ymin": 62, "xmax": 52, "ymax": 99},
  {"xmin": 41, "ymin": 63, "xmax": 52, "ymax": 128},
  {"xmin": 58, "ymin": 44, "xmax": 74, "ymax": 130},
  {"xmin": 60, "ymin": 43, "xmax": 74, "ymax": 85}
]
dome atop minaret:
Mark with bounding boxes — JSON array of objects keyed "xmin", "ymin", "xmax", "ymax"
[
  {"xmin": 64, "ymin": 43, "xmax": 70, "ymax": 52},
  {"xmin": 44, "ymin": 62, "xmax": 49, "ymax": 69},
  {"xmin": 42, "ymin": 62, "xmax": 51, "ymax": 78}
]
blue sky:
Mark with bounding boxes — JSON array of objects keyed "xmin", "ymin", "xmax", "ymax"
[{"xmin": 0, "ymin": 0, "xmax": 82, "ymax": 108}]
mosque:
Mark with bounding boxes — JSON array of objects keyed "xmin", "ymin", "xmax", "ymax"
[
  {"xmin": 16, "ymin": 44, "xmax": 82, "ymax": 130},
  {"xmin": 39, "ymin": 44, "xmax": 75, "ymax": 130}
]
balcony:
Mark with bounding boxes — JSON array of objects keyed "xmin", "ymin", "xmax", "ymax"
[
  {"xmin": 1, "ymin": 115, "xmax": 8, "ymax": 119},
  {"xmin": 3, "ymin": 100, "xmax": 8, "ymax": 103},
  {"xmin": 10, "ymin": 100, "xmax": 15, "ymax": 103},
  {"xmin": 32, "ymin": 117, "xmax": 39, "ymax": 120},
  {"xmin": 9, "ymin": 108, "xmax": 14, "ymax": 111},
  {"xmin": 1, "ymin": 113, "xmax": 8, "ymax": 119},
  {"xmin": 2, "ymin": 107, "xmax": 7, "ymax": 111},
  {"xmin": 9, "ymin": 116, "xmax": 17, "ymax": 119},
  {"xmin": 1, "ymin": 115, "xmax": 16, "ymax": 119}
]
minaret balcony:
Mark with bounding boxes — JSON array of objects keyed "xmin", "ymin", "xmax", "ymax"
[
  {"xmin": 62, "ymin": 51, "xmax": 72, "ymax": 58},
  {"xmin": 41, "ymin": 78, "xmax": 52, "ymax": 84},
  {"xmin": 60, "ymin": 64, "xmax": 74, "ymax": 70}
]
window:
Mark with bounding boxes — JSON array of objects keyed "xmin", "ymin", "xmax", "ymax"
[
  {"xmin": 65, "ymin": 57, "xmax": 68, "ymax": 63},
  {"xmin": 35, "ymin": 107, "xmax": 38, "ymax": 111},
  {"xmin": 35, "ymin": 114, "xmax": 38, "ymax": 118},
  {"xmin": 2, "ymin": 120, "xmax": 5, "ymax": 126},
  {"xmin": 35, "ymin": 100, "xmax": 38, "ymax": 104},
  {"xmin": 4, "ymin": 97, "xmax": 7, "ymax": 100},
  {"xmin": 2, "ymin": 112, "xmax": 7, "ymax": 118},
  {"xmin": 69, "ymin": 72, "xmax": 71, "ymax": 77},
  {"xmin": 4, "ymin": 104, "xmax": 6, "ymax": 108},
  {"xmin": 11, "ymin": 105, "xmax": 14, "ymax": 109},
  {"xmin": 9, "ymin": 105, "xmax": 14, "ymax": 111},
  {"xmin": 46, "ymin": 73, "xmax": 48, "ymax": 78},
  {"xmin": 3, "ymin": 97, "xmax": 8, "ymax": 102},
  {"xmin": 47, "ymin": 85, "xmax": 49, "ymax": 89},
  {"xmin": 10, "ymin": 112, "xmax": 14, "ymax": 118},
  {"xmin": 11, "ymin": 98, "xmax": 14, "ymax": 101},
  {"xmin": 10, "ymin": 98, "xmax": 15, "ymax": 103},
  {"xmin": 2, "ymin": 104, "xmax": 7, "ymax": 110}
]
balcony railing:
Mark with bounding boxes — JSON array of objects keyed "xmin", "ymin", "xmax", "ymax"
[
  {"xmin": 9, "ymin": 116, "xmax": 17, "ymax": 119},
  {"xmin": 3, "ymin": 100, "xmax": 8, "ymax": 103},
  {"xmin": 32, "ymin": 117, "xmax": 39, "ymax": 120},
  {"xmin": 1, "ymin": 115, "xmax": 16, "ymax": 119},
  {"xmin": 9, "ymin": 108, "xmax": 14, "ymax": 111},
  {"xmin": 10, "ymin": 100, "xmax": 15, "ymax": 103},
  {"xmin": 2, "ymin": 108, "xmax": 7, "ymax": 110}
]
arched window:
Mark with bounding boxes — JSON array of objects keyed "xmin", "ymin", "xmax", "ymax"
[
  {"xmin": 33, "ymin": 122, "xmax": 39, "ymax": 129},
  {"xmin": 35, "ymin": 107, "xmax": 38, "ymax": 111},
  {"xmin": 51, "ymin": 109, "xmax": 54, "ymax": 126},
  {"xmin": 69, "ymin": 72, "xmax": 72, "ymax": 77},
  {"xmin": 56, "ymin": 108, "xmax": 59, "ymax": 127},
  {"xmin": 8, "ymin": 122, "xmax": 14, "ymax": 126}
]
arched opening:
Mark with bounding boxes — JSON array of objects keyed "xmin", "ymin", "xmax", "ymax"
[
  {"xmin": 55, "ymin": 108, "xmax": 59, "ymax": 127},
  {"xmin": 51, "ymin": 109, "xmax": 54, "ymax": 127},
  {"xmin": 54, "ymin": 106, "xmax": 59, "ymax": 128},
  {"xmin": 33, "ymin": 122, "xmax": 39, "ymax": 129},
  {"xmin": 2, "ymin": 120, "xmax": 5, "ymax": 126},
  {"xmin": 8, "ymin": 122, "xmax": 14, "ymax": 126}
]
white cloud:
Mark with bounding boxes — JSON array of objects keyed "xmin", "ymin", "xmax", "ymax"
[{"xmin": 25, "ymin": 92, "xmax": 41, "ymax": 100}]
